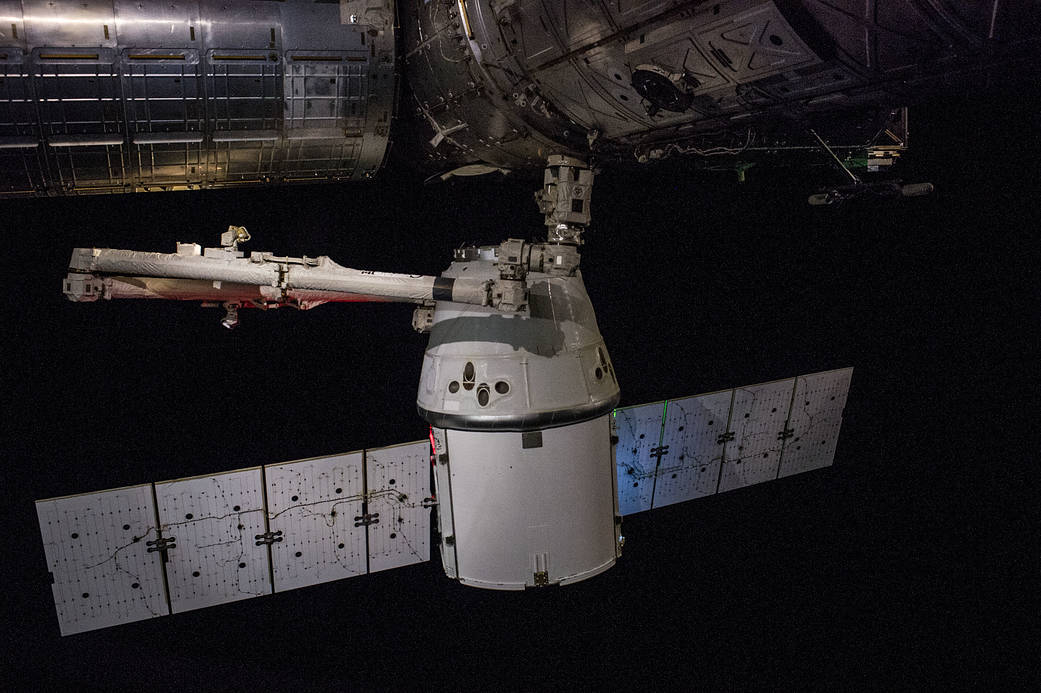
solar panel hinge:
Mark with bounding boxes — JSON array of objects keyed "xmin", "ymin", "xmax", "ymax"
[
  {"xmin": 354, "ymin": 512, "xmax": 380, "ymax": 527},
  {"xmin": 437, "ymin": 453, "xmax": 449, "ymax": 466},
  {"xmin": 650, "ymin": 445, "xmax": 670, "ymax": 459},
  {"xmin": 421, "ymin": 496, "xmax": 438, "ymax": 508},
  {"xmin": 716, "ymin": 431, "xmax": 735, "ymax": 445},
  {"xmin": 533, "ymin": 571, "xmax": 549, "ymax": 587},
  {"xmin": 777, "ymin": 427, "xmax": 795, "ymax": 441},
  {"xmin": 254, "ymin": 530, "xmax": 284, "ymax": 546},
  {"xmin": 145, "ymin": 535, "xmax": 177, "ymax": 555}
]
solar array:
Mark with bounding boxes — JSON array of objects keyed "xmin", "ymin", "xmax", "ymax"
[
  {"xmin": 614, "ymin": 368, "xmax": 853, "ymax": 515},
  {"xmin": 37, "ymin": 368, "xmax": 852, "ymax": 635},
  {"xmin": 36, "ymin": 441, "xmax": 431, "ymax": 635}
]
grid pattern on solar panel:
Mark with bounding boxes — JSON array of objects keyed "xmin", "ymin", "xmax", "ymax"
[
  {"xmin": 36, "ymin": 484, "xmax": 168, "ymax": 635},
  {"xmin": 652, "ymin": 389, "xmax": 734, "ymax": 509},
  {"xmin": 266, "ymin": 452, "xmax": 367, "ymax": 592},
  {"xmin": 366, "ymin": 441, "xmax": 431, "ymax": 573},
  {"xmin": 718, "ymin": 378, "xmax": 796, "ymax": 493},
  {"xmin": 613, "ymin": 402, "xmax": 665, "ymax": 515},
  {"xmin": 154, "ymin": 468, "xmax": 271, "ymax": 614},
  {"xmin": 778, "ymin": 368, "xmax": 852, "ymax": 479},
  {"xmin": 615, "ymin": 368, "xmax": 851, "ymax": 512}
]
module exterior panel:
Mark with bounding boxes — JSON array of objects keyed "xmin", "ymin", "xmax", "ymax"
[
  {"xmin": 430, "ymin": 428, "xmax": 459, "ymax": 579},
  {"xmin": 443, "ymin": 417, "xmax": 617, "ymax": 590},
  {"xmin": 154, "ymin": 468, "xmax": 270, "ymax": 614},
  {"xmin": 614, "ymin": 402, "xmax": 665, "ymax": 515},
  {"xmin": 718, "ymin": 378, "xmax": 796, "ymax": 493},
  {"xmin": 653, "ymin": 389, "xmax": 734, "ymax": 509},
  {"xmin": 778, "ymin": 368, "xmax": 853, "ymax": 478},
  {"xmin": 365, "ymin": 441, "xmax": 431, "ymax": 574},
  {"xmin": 265, "ymin": 452, "xmax": 367, "ymax": 592},
  {"xmin": 36, "ymin": 484, "xmax": 168, "ymax": 635}
]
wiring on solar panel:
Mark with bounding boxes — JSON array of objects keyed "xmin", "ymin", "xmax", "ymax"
[{"xmin": 369, "ymin": 491, "xmax": 426, "ymax": 559}]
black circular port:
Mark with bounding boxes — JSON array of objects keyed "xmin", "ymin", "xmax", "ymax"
[
  {"xmin": 769, "ymin": 34, "xmax": 783, "ymax": 46},
  {"xmin": 631, "ymin": 68, "xmax": 693, "ymax": 112},
  {"xmin": 238, "ymin": 562, "xmax": 246, "ymax": 569},
  {"xmin": 122, "ymin": 524, "xmax": 130, "ymax": 530},
  {"xmin": 291, "ymin": 495, "xmax": 298, "ymax": 502},
  {"xmin": 233, "ymin": 505, "xmax": 240, "ymax": 512},
  {"xmin": 185, "ymin": 513, "xmax": 193, "ymax": 520},
  {"xmin": 192, "ymin": 571, "xmax": 200, "ymax": 577},
  {"xmin": 477, "ymin": 385, "xmax": 490, "ymax": 407},
  {"xmin": 295, "ymin": 551, "xmax": 302, "ymax": 558},
  {"xmin": 337, "ymin": 543, "xmax": 345, "ymax": 549},
  {"xmin": 448, "ymin": 381, "xmax": 460, "ymax": 393},
  {"xmin": 335, "ymin": 487, "xmax": 342, "ymax": 494},
  {"xmin": 495, "ymin": 381, "xmax": 510, "ymax": 394}
]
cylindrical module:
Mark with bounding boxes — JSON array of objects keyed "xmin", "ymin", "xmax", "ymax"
[
  {"xmin": 0, "ymin": 0, "xmax": 395, "ymax": 196},
  {"xmin": 418, "ymin": 247, "xmax": 622, "ymax": 589},
  {"xmin": 431, "ymin": 419, "xmax": 619, "ymax": 590}
]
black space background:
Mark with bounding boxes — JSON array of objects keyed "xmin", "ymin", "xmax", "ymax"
[{"xmin": 1, "ymin": 84, "xmax": 1037, "ymax": 690}]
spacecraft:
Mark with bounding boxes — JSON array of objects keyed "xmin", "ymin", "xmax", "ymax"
[
  {"xmin": 20, "ymin": 0, "xmax": 1039, "ymax": 635},
  {"xmin": 41, "ymin": 153, "xmax": 854, "ymax": 635}
]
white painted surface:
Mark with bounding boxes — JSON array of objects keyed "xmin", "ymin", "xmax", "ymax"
[
  {"xmin": 155, "ymin": 468, "xmax": 270, "ymax": 614},
  {"xmin": 266, "ymin": 452, "xmax": 367, "ymax": 592},
  {"xmin": 446, "ymin": 416, "xmax": 616, "ymax": 589},
  {"xmin": 366, "ymin": 440, "xmax": 431, "ymax": 573},
  {"xmin": 430, "ymin": 428, "xmax": 458, "ymax": 578},
  {"xmin": 36, "ymin": 484, "xmax": 168, "ymax": 635}
]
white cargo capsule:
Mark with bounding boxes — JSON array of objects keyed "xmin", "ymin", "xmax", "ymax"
[{"xmin": 417, "ymin": 246, "xmax": 623, "ymax": 589}]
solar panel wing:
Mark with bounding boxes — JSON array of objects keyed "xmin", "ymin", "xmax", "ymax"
[
  {"xmin": 265, "ymin": 452, "xmax": 367, "ymax": 592},
  {"xmin": 154, "ymin": 468, "xmax": 271, "ymax": 614},
  {"xmin": 652, "ymin": 389, "xmax": 734, "ymax": 509},
  {"xmin": 777, "ymin": 368, "xmax": 853, "ymax": 478},
  {"xmin": 365, "ymin": 440, "xmax": 431, "ymax": 573},
  {"xmin": 614, "ymin": 402, "xmax": 665, "ymax": 515},
  {"xmin": 718, "ymin": 378, "xmax": 796, "ymax": 493},
  {"xmin": 36, "ymin": 484, "xmax": 168, "ymax": 635}
]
